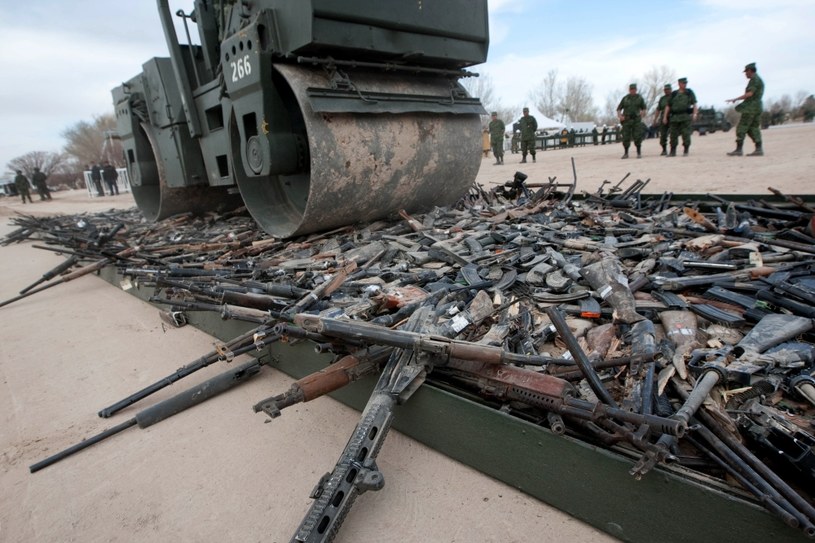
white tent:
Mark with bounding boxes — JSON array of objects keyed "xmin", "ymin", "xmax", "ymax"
[{"xmin": 510, "ymin": 108, "xmax": 564, "ymax": 132}]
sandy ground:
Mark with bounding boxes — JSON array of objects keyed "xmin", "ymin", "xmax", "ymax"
[
  {"xmin": 476, "ymin": 122, "xmax": 814, "ymax": 195},
  {"xmin": 0, "ymin": 122, "xmax": 813, "ymax": 543}
]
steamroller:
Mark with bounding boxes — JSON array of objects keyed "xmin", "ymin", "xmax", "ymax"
[{"xmin": 112, "ymin": 0, "xmax": 489, "ymax": 237}]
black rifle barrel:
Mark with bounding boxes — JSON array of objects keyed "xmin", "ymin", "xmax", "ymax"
[
  {"xmin": 545, "ymin": 306, "xmax": 618, "ymax": 407},
  {"xmin": 31, "ymin": 358, "xmax": 263, "ymax": 473},
  {"xmin": 98, "ymin": 327, "xmax": 275, "ymax": 418},
  {"xmin": 19, "ymin": 255, "xmax": 79, "ymax": 294}
]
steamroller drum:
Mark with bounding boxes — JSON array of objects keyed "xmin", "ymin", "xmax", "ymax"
[
  {"xmin": 234, "ymin": 64, "xmax": 482, "ymax": 238},
  {"xmin": 131, "ymin": 123, "xmax": 242, "ymax": 222}
]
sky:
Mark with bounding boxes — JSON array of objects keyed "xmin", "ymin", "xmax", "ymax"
[{"xmin": 0, "ymin": 0, "xmax": 813, "ymax": 175}]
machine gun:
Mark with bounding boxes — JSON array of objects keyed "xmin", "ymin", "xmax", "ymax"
[
  {"xmin": 289, "ymin": 307, "xmax": 434, "ymax": 543},
  {"xmin": 281, "ymin": 305, "xmax": 685, "ymax": 542}
]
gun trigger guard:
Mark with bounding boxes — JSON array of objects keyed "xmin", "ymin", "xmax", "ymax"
[{"xmin": 215, "ymin": 342, "xmax": 235, "ymax": 362}]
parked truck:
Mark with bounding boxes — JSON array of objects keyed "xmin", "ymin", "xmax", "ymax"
[{"xmin": 694, "ymin": 107, "xmax": 732, "ymax": 135}]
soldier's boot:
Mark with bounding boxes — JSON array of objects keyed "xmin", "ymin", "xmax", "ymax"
[
  {"xmin": 660, "ymin": 145, "xmax": 667, "ymax": 156},
  {"xmin": 727, "ymin": 141, "xmax": 743, "ymax": 156},
  {"xmin": 668, "ymin": 146, "xmax": 676, "ymax": 157},
  {"xmin": 747, "ymin": 144, "xmax": 764, "ymax": 157},
  {"xmin": 520, "ymin": 155, "xmax": 527, "ymax": 163},
  {"xmin": 682, "ymin": 145, "xmax": 689, "ymax": 156},
  {"xmin": 532, "ymin": 153, "xmax": 536, "ymax": 163},
  {"xmin": 621, "ymin": 146, "xmax": 629, "ymax": 159},
  {"xmin": 636, "ymin": 145, "xmax": 642, "ymax": 159}
]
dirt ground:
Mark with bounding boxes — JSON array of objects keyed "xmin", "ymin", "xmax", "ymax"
[
  {"xmin": 476, "ymin": 122, "xmax": 814, "ymax": 195},
  {"xmin": 0, "ymin": 123, "xmax": 812, "ymax": 543}
]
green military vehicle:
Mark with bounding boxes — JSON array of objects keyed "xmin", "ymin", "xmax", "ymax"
[{"xmin": 694, "ymin": 107, "xmax": 732, "ymax": 135}]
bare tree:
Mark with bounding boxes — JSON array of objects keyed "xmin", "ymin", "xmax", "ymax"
[
  {"xmin": 529, "ymin": 70, "xmax": 597, "ymax": 122},
  {"xmin": 6, "ymin": 151, "xmax": 69, "ymax": 180},
  {"xmin": 529, "ymin": 69, "xmax": 560, "ymax": 119},
  {"xmin": 461, "ymin": 73, "xmax": 514, "ymax": 128},
  {"xmin": 62, "ymin": 114, "xmax": 123, "ymax": 168},
  {"xmin": 557, "ymin": 76, "xmax": 597, "ymax": 122},
  {"xmin": 639, "ymin": 65, "xmax": 677, "ymax": 116},
  {"xmin": 599, "ymin": 91, "xmax": 620, "ymax": 126}
]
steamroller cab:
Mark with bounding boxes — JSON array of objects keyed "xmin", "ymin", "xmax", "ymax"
[{"xmin": 113, "ymin": 0, "xmax": 489, "ymax": 237}]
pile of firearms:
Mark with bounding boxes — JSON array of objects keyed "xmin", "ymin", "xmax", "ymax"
[{"xmin": 4, "ymin": 174, "xmax": 815, "ymax": 541}]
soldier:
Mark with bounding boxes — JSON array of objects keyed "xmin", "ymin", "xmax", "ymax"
[
  {"xmin": 102, "ymin": 162, "xmax": 120, "ymax": 195},
  {"xmin": 518, "ymin": 107, "xmax": 537, "ymax": 163},
  {"xmin": 14, "ymin": 170, "xmax": 33, "ymax": 204},
  {"xmin": 488, "ymin": 112, "xmax": 506, "ymax": 165},
  {"xmin": 617, "ymin": 83, "xmax": 647, "ymax": 159},
  {"xmin": 510, "ymin": 122, "xmax": 520, "ymax": 154},
  {"xmin": 653, "ymin": 83, "xmax": 672, "ymax": 156},
  {"xmin": 32, "ymin": 167, "xmax": 52, "ymax": 200},
  {"xmin": 663, "ymin": 77, "xmax": 698, "ymax": 156},
  {"xmin": 726, "ymin": 62, "xmax": 765, "ymax": 157},
  {"xmin": 90, "ymin": 163, "xmax": 104, "ymax": 196}
]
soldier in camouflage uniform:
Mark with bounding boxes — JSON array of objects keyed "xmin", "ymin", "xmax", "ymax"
[
  {"xmin": 653, "ymin": 83, "xmax": 672, "ymax": 156},
  {"xmin": 488, "ymin": 112, "xmax": 506, "ymax": 165},
  {"xmin": 663, "ymin": 77, "xmax": 698, "ymax": 157},
  {"xmin": 518, "ymin": 107, "xmax": 537, "ymax": 163},
  {"xmin": 726, "ymin": 62, "xmax": 765, "ymax": 156},
  {"xmin": 617, "ymin": 83, "xmax": 647, "ymax": 159},
  {"xmin": 14, "ymin": 170, "xmax": 33, "ymax": 204}
]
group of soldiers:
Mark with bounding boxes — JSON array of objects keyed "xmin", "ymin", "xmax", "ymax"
[
  {"xmin": 13, "ymin": 168, "xmax": 51, "ymax": 204},
  {"xmin": 487, "ymin": 106, "xmax": 538, "ymax": 165},
  {"xmin": 10, "ymin": 162, "xmax": 122, "ymax": 204},
  {"xmin": 486, "ymin": 62, "xmax": 765, "ymax": 164},
  {"xmin": 618, "ymin": 62, "xmax": 765, "ymax": 159}
]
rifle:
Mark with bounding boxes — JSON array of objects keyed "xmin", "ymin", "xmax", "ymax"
[
  {"xmin": 30, "ymin": 356, "xmax": 266, "ymax": 473},
  {"xmin": 252, "ymin": 346, "xmax": 391, "ymax": 418},
  {"xmin": 434, "ymin": 357, "xmax": 685, "ymax": 437},
  {"xmin": 290, "ymin": 307, "xmax": 433, "ymax": 543},
  {"xmin": 671, "ymin": 313, "xmax": 813, "ymax": 427},
  {"xmin": 18, "ymin": 255, "xmax": 79, "ymax": 294},
  {"xmin": 0, "ymin": 246, "xmax": 137, "ymax": 309},
  {"xmin": 97, "ymin": 326, "xmax": 280, "ymax": 418},
  {"xmin": 672, "ymin": 379, "xmax": 815, "ymax": 536}
]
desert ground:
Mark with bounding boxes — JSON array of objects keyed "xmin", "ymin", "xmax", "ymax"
[{"xmin": 0, "ymin": 122, "xmax": 812, "ymax": 543}]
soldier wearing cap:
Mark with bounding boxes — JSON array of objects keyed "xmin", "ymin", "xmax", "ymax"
[
  {"xmin": 617, "ymin": 83, "xmax": 647, "ymax": 159},
  {"xmin": 653, "ymin": 84, "xmax": 672, "ymax": 156},
  {"xmin": 488, "ymin": 112, "xmax": 506, "ymax": 165},
  {"xmin": 14, "ymin": 170, "xmax": 33, "ymax": 204},
  {"xmin": 518, "ymin": 107, "xmax": 538, "ymax": 163},
  {"xmin": 663, "ymin": 77, "xmax": 698, "ymax": 157},
  {"xmin": 726, "ymin": 62, "xmax": 765, "ymax": 156}
]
